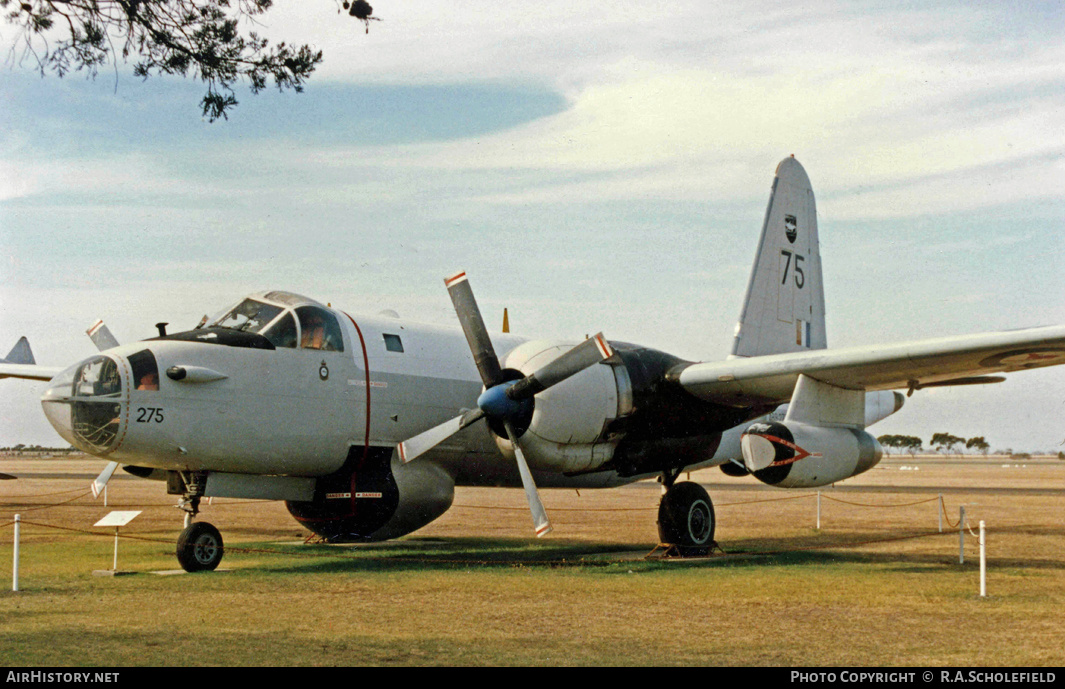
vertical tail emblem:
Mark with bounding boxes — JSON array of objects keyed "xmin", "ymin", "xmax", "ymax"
[{"xmin": 784, "ymin": 214, "xmax": 797, "ymax": 243}]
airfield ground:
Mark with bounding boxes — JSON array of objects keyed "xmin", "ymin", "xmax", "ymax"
[{"xmin": 1, "ymin": 452, "xmax": 1063, "ymax": 666}]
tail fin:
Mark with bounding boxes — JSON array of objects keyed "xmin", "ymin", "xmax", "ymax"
[
  {"xmin": 731, "ymin": 156, "xmax": 827, "ymax": 357},
  {"xmin": 2, "ymin": 337, "xmax": 36, "ymax": 365}
]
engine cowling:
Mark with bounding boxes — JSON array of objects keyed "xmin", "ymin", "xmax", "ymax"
[
  {"xmin": 740, "ymin": 420, "xmax": 882, "ymax": 488},
  {"xmin": 497, "ymin": 339, "xmax": 627, "ymax": 473}
]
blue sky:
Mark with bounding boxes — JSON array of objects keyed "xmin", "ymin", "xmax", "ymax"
[{"xmin": 1, "ymin": 1, "xmax": 1063, "ymax": 451}]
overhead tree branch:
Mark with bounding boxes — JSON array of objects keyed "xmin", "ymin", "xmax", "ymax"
[{"xmin": 2, "ymin": 1, "xmax": 377, "ymax": 120}]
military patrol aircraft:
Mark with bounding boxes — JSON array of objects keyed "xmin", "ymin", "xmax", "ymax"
[{"xmin": 4, "ymin": 156, "xmax": 1065, "ymax": 572}]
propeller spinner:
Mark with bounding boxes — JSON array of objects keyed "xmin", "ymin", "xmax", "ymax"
[{"xmin": 396, "ymin": 272, "xmax": 614, "ymax": 537}]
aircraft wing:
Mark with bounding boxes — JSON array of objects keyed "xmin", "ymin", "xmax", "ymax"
[
  {"xmin": 0, "ymin": 363, "xmax": 64, "ymax": 381},
  {"xmin": 675, "ymin": 324, "xmax": 1065, "ymax": 407}
]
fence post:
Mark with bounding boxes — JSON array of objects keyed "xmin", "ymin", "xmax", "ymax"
[
  {"xmin": 12, "ymin": 514, "xmax": 20, "ymax": 592},
  {"xmin": 979, "ymin": 521, "xmax": 987, "ymax": 598},
  {"xmin": 959, "ymin": 505, "xmax": 966, "ymax": 564},
  {"xmin": 816, "ymin": 491, "xmax": 821, "ymax": 530},
  {"xmin": 938, "ymin": 494, "xmax": 943, "ymax": 533}
]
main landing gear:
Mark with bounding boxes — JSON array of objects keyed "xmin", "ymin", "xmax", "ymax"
[
  {"xmin": 173, "ymin": 473, "xmax": 224, "ymax": 572},
  {"xmin": 656, "ymin": 470, "xmax": 716, "ymax": 556}
]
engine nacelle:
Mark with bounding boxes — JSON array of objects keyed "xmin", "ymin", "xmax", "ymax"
[
  {"xmin": 286, "ymin": 447, "xmax": 454, "ymax": 542},
  {"xmin": 497, "ymin": 339, "xmax": 627, "ymax": 473},
  {"xmin": 740, "ymin": 420, "xmax": 882, "ymax": 488}
]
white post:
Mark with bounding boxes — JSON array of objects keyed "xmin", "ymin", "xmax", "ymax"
[
  {"xmin": 103, "ymin": 484, "xmax": 108, "ymax": 507},
  {"xmin": 938, "ymin": 494, "xmax": 943, "ymax": 533},
  {"xmin": 816, "ymin": 491, "xmax": 821, "ymax": 530},
  {"xmin": 113, "ymin": 527, "xmax": 119, "ymax": 571},
  {"xmin": 979, "ymin": 521, "xmax": 987, "ymax": 598},
  {"xmin": 959, "ymin": 505, "xmax": 966, "ymax": 564},
  {"xmin": 12, "ymin": 514, "xmax": 20, "ymax": 592}
]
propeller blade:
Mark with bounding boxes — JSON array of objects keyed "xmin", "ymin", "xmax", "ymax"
[
  {"xmin": 445, "ymin": 272, "xmax": 504, "ymax": 389},
  {"xmin": 504, "ymin": 421, "xmax": 552, "ymax": 538},
  {"xmin": 397, "ymin": 408, "xmax": 486, "ymax": 463},
  {"xmin": 507, "ymin": 333, "xmax": 614, "ymax": 401},
  {"xmin": 86, "ymin": 320, "xmax": 120, "ymax": 351},
  {"xmin": 90, "ymin": 461, "xmax": 119, "ymax": 499}
]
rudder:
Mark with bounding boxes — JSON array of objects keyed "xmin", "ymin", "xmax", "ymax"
[{"xmin": 731, "ymin": 156, "xmax": 826, "ymax": 357}]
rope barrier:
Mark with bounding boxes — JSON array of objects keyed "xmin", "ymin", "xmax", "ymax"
[
  {"xmin": 10, "ymin": 518, "xmax": 963, "ymax": 568},
  {"xmin": 1, "ymin": 486, "xmax": 89, "ymax": 499},
  {"xmin": 714, "ymin": 493, "xmax": 816, "ymax": 507},
  {"xmin": 1, "ymin": 490, "xmax": 94, "ymax": 513},
  {"xmin": 820, "ymin": 494, "xmax": 940, "ymax": 508},
  {"xmin": 940, "ymin": 496, "xmax": 961, "ymax": 528},
  {"xmin": 1, "ymin": 476, "xmax": 986, "ymax": 570},
  {"xmin": 3, "ymin": 510, "xmax": 1006, "ymax": 570},
  {"xmin": 452, "ymin": 503, "xmax": 655, "ymax": 513},
  {"xmin": 697, "ymin": 528, "xmax": 956, "ymax": 561},
  {"xmin": 5, "ymin": 519, "xmax": 623, "ymax": 567}
]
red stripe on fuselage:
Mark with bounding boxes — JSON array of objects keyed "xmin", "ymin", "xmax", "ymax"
[{"xmin": 344, "ymin": 312, "xmax": 373, "ymax": 515}]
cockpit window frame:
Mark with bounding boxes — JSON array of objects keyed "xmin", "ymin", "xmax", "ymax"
[
  {"xmin": 295, "ymin": 306, "xmax": 345, "ymax": 353},
  {"xmin": 128, "ymin": 349, "xmax": 160, "ymax": 391},
  {"xmin": 210, "ymin": 298, "xmax": 286, "ymax": 336}
]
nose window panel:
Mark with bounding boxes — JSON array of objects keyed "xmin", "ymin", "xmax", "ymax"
[
  {"xmin": 72, "ymin": 399, "xmax": 122, "ymax": 451},
  {"xmin": 42, "ymin": 355, "xmax": 126, "ymax": 454},
  {"xmin": 72, "ymin": 356, "xmax": 122, "ymax": 451},
  {"xmin": 74, "ymin": 356, "xmax": 122, "ymax": 398}
]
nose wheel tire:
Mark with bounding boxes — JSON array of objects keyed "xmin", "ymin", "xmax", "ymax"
[
  {"xmin": 176, "ymin": 521, "xmax": 224, "ymax": 572},
  {"xmin": 657, "ymin": 481, "xmax": 715, "ymax": 556}
]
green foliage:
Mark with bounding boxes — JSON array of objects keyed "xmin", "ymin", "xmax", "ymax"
[
  {"xmin": 0, "ymin": 1, "xmax": 380, "ymax": 120},
  {"xmin": 964, "ymin": 436, "xmax": 990, "ymax": 454},
  {"xmin": 930, "ymin": 432, "xmax": 965, "ymax": 454},
  {"xmin": 876, "ymin": 434, "xmax": 923, "ymax": 455}
]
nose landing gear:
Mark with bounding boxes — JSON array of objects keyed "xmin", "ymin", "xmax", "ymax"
[
  {"xmin": 172, "ymin": 471, "xmax": 224, "ymax": 572},
  {"xmin": 176, "ymin": 521, "xmax": 224, "ymax": 572}
]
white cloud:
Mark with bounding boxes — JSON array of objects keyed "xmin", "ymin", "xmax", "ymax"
[{"xmin": 2, "ymin": 2, "xmax": 1063, "ymax": 450}]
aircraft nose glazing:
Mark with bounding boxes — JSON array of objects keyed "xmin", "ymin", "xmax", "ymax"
[{"xmin": 41, "ymin": 354, "xmax": 127, "ymax": 454}]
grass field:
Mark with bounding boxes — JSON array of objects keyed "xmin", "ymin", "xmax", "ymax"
[{"xmin": 1, "ymin": 453, "xmax": 1063, "ymax": 666}]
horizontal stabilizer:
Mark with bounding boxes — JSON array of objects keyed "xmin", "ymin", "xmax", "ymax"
[{"xmin": 3, "ymin": 337, "xmax": 36, "ymax": 365}]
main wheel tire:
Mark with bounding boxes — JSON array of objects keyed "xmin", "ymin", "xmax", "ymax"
[
  {"xmin": 657, "ymin": 481, "xmax": 715, "ymax": 555},
  {"xmin": 176, "ymin": 521, "xmax": 224, "ymax": 572}
]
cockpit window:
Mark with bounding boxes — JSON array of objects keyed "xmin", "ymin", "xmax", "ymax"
[
  {"xmin": 212, "ymin": 299, "xmax": 284, "ymax": 335},
  {"xmin": 264, "ymin": 312, "xmax": 298, "ymax": 349},
  {"xmin": 296, "ymin": 306, "xmax": 344, "ymax": 352},
  {"xmin": 128, "ymin": 349, "xmax": 159, "ymax": 391}
]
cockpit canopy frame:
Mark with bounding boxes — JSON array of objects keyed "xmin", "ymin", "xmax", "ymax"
[{"xmin": 207, "ymin": 291, "xmax": 344, "ymax": 352}]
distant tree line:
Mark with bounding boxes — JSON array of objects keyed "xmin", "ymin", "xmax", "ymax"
[
  {"xmin": 1, "ymin": 444, "xmax": 80, "ymax": 453},
  {"xmin": 877, "ymin": 433, "xmax": 1065, "ymax": 459}
]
